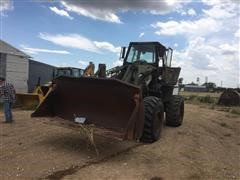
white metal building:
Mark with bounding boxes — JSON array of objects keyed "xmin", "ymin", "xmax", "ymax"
[
  {"xmin": 0, "ymin": 40, "xmax": 57, "ymax": 93},
  {"xmin": 0, "ymin": 40, "xmax": 30, "ymax": 93}
]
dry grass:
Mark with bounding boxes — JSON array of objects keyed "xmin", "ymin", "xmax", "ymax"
[
  {"xmin": 78, "ymin": 124, "xmax": 99, "ymax": 155},
  {"xmin": 180, "ymin": 91, "xmax": 222, "ymax": 98},
  {"xmin": 181, "ymin": 93, "xmax": 219, "ymax": 104},
  {"xmin": 181, "ymin": 91, "xmax": 240, "ymax": 116}
]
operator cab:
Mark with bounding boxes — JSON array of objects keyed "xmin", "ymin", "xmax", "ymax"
[
  {"xmin": 123, "ymin": 42, "xmax": 173, "ymax": 67},
  {"xmin": 54, "ymin": 67, "xmax": 84, "ymax": 78}
]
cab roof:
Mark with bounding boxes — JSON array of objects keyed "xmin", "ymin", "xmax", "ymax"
[{"xmin": 129, "ymin": 41, "xmax": 167, "ymax": 51}]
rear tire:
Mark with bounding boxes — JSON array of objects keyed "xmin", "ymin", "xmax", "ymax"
[
  {"xmin": 140, "ymin": 96, "xmax": 164, "ymax": 143},
  {"xmin": 165, "ymin": 95, "xmax": 184, "ymax": 127}
]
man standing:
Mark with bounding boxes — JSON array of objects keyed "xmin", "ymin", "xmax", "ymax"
[{"xmin": 0, "ymin": 77, "xmax": 16, "ymax": 123}]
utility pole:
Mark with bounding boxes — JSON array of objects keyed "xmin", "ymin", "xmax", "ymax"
[
  {"xmin": 205, "ymin": 76, "xmax": 208, "ymax": 84},
  {"xmin": 197, "ymin": 77, "xmax": 200, "ymax": 86}
]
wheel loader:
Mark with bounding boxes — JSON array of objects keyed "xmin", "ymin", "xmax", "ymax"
[{"xmin": 32, "ymin": 41, "xmax": 184, "ymax": 143}]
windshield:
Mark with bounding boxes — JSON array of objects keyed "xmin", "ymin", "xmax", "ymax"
[
  {"xmin": 126, "ymin": 44, "xmax": 155, "ymax": 63},
  {"xmin": 57, "ymin": 69, "xmax": 71, "ymax": 76},
  {"xmin": 72, "ymin": 69, "xmax": 80, "ymax": 77}
]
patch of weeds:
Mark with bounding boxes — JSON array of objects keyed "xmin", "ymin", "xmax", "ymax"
[
  {"xmin": 177, "ymin": 131, "xmax": 187, "ymax": 135},
  {"xmin": 188, "ymin": 173, "xmax": 202, "ymax": 179},
  {"xmin": 218, "ymin": 106, "xmax": 240, "ymax": 116},
  {"xmin": 225, "ymin": 114, "xmax": 238, "ymax": 118},
  {"xmin": 188, "ymin": 95, "xmax": 197, "ymax": 101},
  {"xmin": 199, "ymin": 105, "xmax": 206, "ymax": 108},
  {"xmin": 229, "ymin": 108, "xmax": 240, "ymax": 115},
  {"xmin": 209, "ymin": 104, "xmax": 215, "ymax": 110},
  {"xmin": 219, "ymin": 122, "xmax": 233, "ymax": 130},
  {"xmin": 197, "ymin": 95, "xmax": 216, "ymax": 104},
  {"xmin": 218, "ymin": 107, "xmax": 230, "ymax": 112},
  {"xmin": 224, "ymin": 133, "xmax": 231, "ymax": 137},
  {"xmin": 220, "ymin": 122, "xmax": 227, "ymax": 127}
]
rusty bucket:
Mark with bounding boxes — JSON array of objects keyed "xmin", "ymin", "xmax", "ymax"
[
  {"xmin": 31, "ymin": 76, "xmax": 144, "ymax": 140},
  {"xmin": 218, "ymin": 89, "xmax": 240, "ymax": 106}
]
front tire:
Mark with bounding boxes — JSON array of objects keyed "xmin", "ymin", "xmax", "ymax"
[{"xmin": 140, "ymin": 96, "xmax": 164, "ymax": 143}]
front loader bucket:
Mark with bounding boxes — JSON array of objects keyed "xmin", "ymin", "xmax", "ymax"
[{"xmin": 32, "ymin": 77, "xmax": 144, "ymax": 141}]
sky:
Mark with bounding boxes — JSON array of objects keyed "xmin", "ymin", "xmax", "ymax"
[{"xmin": 0, "ymin": 0, "xmax": 239, "ymax": 88}]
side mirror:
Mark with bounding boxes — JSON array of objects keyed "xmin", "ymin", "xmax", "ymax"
[{"xmin": 120, "ymin": 47, "xmax": 126, "ymax": 59}]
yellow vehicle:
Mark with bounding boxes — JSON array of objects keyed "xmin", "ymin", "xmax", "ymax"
[
  {"xmin": 16, "ymin": 67, "xmax": 85, "ymax": 109},
  {"xmin": 83, "ymin": 62, "xmax": 95, "ymax": 76},
  {"xmin": 16, "ymin": 81, "xmax": 50, "ymax": 109}
]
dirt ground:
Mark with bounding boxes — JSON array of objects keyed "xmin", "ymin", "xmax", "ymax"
[{"xmin": 0, "ymin": 104, "xmax": 239, "ymax": 180}]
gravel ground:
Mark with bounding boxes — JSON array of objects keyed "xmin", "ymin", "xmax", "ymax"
[{"xmin": 0, "ymin": 104, "xmax": 239, "ymax": 180}]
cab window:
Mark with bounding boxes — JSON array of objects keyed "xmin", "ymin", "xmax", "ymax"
[{"xmin": 126, "ymin": 44, "xmax": 155, "ymax": 63}]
